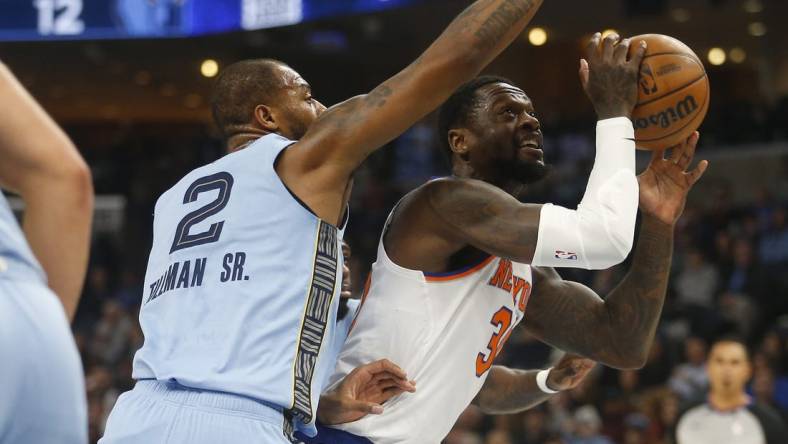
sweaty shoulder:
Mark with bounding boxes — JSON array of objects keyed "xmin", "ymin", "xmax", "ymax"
[
  {"xmin": 421, "ymin": 176, "xmax": 505, "ymax": 213},
  {"xmin": 393, "ymin": 177, "xmax": 495, "ymax": 235},
  {"xmin": 385, "ymin": 178, "xmax": 503, "ymax": 272},
  {"xmin": 383, "ymin": 179, "xmax": 467, "ymax": 271}
]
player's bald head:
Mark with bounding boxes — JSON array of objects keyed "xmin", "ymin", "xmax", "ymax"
[{"xmin": 211, "ymin": 59, "xmax": 290, "ymax": 139}]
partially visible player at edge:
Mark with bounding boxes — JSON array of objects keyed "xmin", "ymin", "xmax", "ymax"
[
  {"xmin": 101, "ymin": 0, "xmax": 550, "ymax": 443},
  {"xmin": 0, "ymin": 61, "xmax": 93, "ymax": 443},
  {"xmin": 321, "ymin": 33, "xmax": 709, "ymax": 443}
]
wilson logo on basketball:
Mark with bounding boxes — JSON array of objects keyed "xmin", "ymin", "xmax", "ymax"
[
  {"xmin": 633, "ymin": 95, "xmax": 699, "ymax": 130},
  {"xmin": 639, "ymin": 63, "xmax": 658, "ymax": 95}
]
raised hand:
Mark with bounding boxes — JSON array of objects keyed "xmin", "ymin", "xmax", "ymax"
[
  {"xmin": 546, "ymin": 354, "xmax": 596, "ymax": 391},
  {"xmin": 580, "ymin": 32, "xmax": 647, "ymax": 119},
  {"xmin": 638, "ymin": 132, "xmax": 709, "ymax": 226},
  {"xmin": 317, "ymin": 359, "xmax": 416, "ymax": 425}
]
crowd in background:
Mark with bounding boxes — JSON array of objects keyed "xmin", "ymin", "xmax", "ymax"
[{"xmin": 68, "ymin": 100, "xmax": 788, "ymax": 443}]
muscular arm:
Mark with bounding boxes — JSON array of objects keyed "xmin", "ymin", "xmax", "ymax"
[
  {"xmin": 384, "ymin": 178, "xmax": 544, "ymax": 272},
  {"xmin": 523, "ymin": 216, "xmax": 673, "ymax": 369},
  {"xmin": 474, "ymin": 355, "xmax": 594, "ymax": 414},
  {"xmin": 474, "ymin": 367, "xmax": 549, "ymax": 414},
  {"xmin": 280, "ymin": 0, "xmax": 543, "ymax": 223},
  {"xmin": 0, "ymin": 62, "xmax": 93, "ymax": 321}
]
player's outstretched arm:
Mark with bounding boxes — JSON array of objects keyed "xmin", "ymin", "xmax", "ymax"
[
  {"xmin": 0, "ymin": 62, "xmax": 93, "ymax": 321},
  {"xmin": 473, "ymin": 354, "xmax": 594, "ymax": 414},
  {"xmin": 523, "ymin": 134, "xmax": 708, "ymax": 369},
  {"xmin": 280, "ymin": 0, "xmax": 544, "ymax": 223}
]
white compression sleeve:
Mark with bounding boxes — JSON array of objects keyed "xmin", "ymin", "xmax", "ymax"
[{"xmin": 532, "ymin": 117, "xmax": 638, "ymax": 270}]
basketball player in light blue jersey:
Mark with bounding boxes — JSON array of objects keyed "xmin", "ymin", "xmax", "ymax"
[
  {"xmin": 101, "ymin": 1, "xmax": 548, "ymax": 442},
  {"xmin": 0, "ymin": 61, "xmax": 94, "ymax": 443}
]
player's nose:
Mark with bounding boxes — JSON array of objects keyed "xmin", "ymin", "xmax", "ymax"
[{"xmin": 519, "ymin": 112, "xmax": 540, "ymax": 131}]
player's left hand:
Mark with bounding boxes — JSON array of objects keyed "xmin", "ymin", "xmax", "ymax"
[
  {"xmin": 317, "ymin": 359, "xmax": 416, "ymax": 425},
  {"xmin": 637, "ymin": 131, "xmax": 709, "ymax": 226},
  {"xmin": 546, "ymin": 354, "xmax": 596, "ymax": 391}
]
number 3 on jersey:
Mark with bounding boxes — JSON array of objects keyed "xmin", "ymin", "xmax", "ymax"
[
  {"xmin": 171, "ymin": 172, "xmax": 234, "ymax": 253},
  {"xmin": 476, "ymin": 307, "xmax": 513, "ymax": 377}
]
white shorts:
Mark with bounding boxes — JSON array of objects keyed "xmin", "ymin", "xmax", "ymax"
[
  {"xmin": 100, "ymin": 380, "xmax": 292, "ymax": 444},
  {"xmin": 0, "ymin": 278, "xmax": 87, "ymax": 444}
]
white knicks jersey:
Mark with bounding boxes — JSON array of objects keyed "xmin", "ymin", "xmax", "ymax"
[
  {"xmin": 326, "ymin": 239, "xmax": 533, "ymax": 443},
  {"xmin": 132, "ymin": 134, "xmax": 345, "ymax": 435}
]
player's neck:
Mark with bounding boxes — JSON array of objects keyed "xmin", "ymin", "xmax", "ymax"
[
  {"xmin": 226, "ymin": 130, "xmax": 272, "ymax": 153},
  {"xmin": 452, "ymin": 164, "xmax": 525, "ymax": 198},
  {"xmin": 708, "ymin": 390, "xmax": 750, "ymax": 411}
]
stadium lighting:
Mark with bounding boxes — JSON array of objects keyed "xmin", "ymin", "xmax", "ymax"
[
  {"xmin": 748, "ymin": 22, "xmax": 767, "ymax": 37},
  {"xmin": 201, "ymin": 59, "xmax": 219, "ymax": 78},
  {"xmin": 708, "ymin": 48, "xmax": 726, "ymax": 66},
  {"xmin": 528, "ymin": 27, "xmax": 548, "ymax": 46},
  {"xmin": 743, "ymin": 0, "xmax": 764, "ymax": 13},
  {"xmin": 671, "ymin": 8, "xmax": 691, "ymax": 23},
  {"xmin": 729, "ymin": 47, "xmax": 747, "ymax": 64}
]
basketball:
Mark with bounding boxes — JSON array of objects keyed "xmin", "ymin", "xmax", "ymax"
[{"xmin": 627, "ymin": 34, "xmax": 710, "ymax": 150}]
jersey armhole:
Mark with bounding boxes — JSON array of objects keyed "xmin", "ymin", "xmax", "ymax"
[{"xmin": 273, "ymin": 148, "xmax": 349, "ymax": 230}]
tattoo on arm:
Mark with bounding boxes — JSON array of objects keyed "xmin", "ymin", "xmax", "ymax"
[
  {"xmin": 473, "ymin": 0, "xmax": 536, "ymax": 51},
  {"xmin": 602, "ymin": 216, "xmax": 673, "ymax": 364},
  {"xmin": 526, "ymin": 216, "xmax": 674, "ymax": 368},
  {"xmin": 365, "ymin": 85, "xmax": 393, "ymax": 108},
  {"xmin": 426, "ymin": 179, "xmax": 541, "ymax": 262},
  {"xmin": 475, "ymin": 366, "xmax": 550, "ymax": 414}
]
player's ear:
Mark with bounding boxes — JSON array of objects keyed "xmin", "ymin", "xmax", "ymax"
[
  {"xmin": 253, "ymin": 104, "xmax": 279, "ymax": 133},
  {"xmin": 448, "ymin": 129, "xmax": 472, "ymax": 160}
]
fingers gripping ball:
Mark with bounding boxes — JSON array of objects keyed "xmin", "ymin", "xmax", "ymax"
[{"xmin": 627, "ymin": 34, "xmax": 710, "ymax": 150}]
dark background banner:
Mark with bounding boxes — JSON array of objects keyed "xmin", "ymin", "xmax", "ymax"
[{"xmin": 0, "ymin": 0, "xmax": 422, "ymax": 41}]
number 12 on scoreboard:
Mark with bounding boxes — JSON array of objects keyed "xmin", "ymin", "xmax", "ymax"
[{"xmin": 33, "ymin": 0, "xmax": 84, "ymax": 36}]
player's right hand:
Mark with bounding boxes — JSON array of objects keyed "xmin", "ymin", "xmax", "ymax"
[
  {"xmin": 317, "ymin": 359, "xmax": 416, "ymax": 425},
  {"xmin": 579, "ymin": 32, "xmax": 647, "ymax": 120}
]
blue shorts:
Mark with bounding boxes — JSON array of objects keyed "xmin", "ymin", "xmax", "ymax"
[
  {"xmin": 0, "ymin": 279, "xmax": 87, "ymax": 444},
  {"xmin": 100, "ymin": 380, "xmax": 292, "ymax": 444},
  {"xmin": 294, "ymin": 424, "xmax": 372, "ymax": 444}
]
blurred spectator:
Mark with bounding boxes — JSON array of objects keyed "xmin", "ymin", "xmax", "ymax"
[
  {"xmin": 669, "ymin": 336, "xmax": 709, "ymax": 401},
  {"xmin": 674, "ymin": 249, "xmax": 719, "ymax": 309},
  {"xmin": 673, "ymin": 249, "xmax": 720, "ymax": 337},
  {"xmin": 758, "ymin": 208, "xmax": 788, "ymax": 265},
  {"xmin": 91, "ymin": 300, "xmax": 134, "ymax": 365},
  {"xmin": 568, "ymin": 405, "xmax": 613, "ymax": 444}
]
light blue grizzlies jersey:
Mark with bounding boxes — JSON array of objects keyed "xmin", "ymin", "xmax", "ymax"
[
  {"xmin": 0, "ymin": 192, "xmax": 45, "ymax": 283},
  {"xmin": 133, "ymin": 134, "xmax": 346, "ymax": 434}
]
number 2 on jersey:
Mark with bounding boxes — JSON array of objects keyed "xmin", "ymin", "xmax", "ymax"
[
  {"xmin": 476, "ymin": 306, "xmax": 513, "ymax": 377},
  {"xmin": 170, "ymin": 172, "xmax": 234, "ymax": 253}
]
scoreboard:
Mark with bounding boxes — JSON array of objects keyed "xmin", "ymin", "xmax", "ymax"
[{"xmin": 0, "ymin": 0, "xmax": 421, "ymax": 41}]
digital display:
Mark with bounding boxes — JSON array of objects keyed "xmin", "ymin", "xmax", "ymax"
[{"xmin": 0, "ymin": 0, "xmax": 421, "ymax": 41}]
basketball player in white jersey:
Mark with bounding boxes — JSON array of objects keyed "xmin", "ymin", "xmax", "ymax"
[
  {"xmin": 101, "ymin": 1, "xmax": 551, "ymax": 442},
  {"xmin": 318, "ymin": 34, "xmax": 710, "ymax": 443},
  {"xmin": 0, "ymin": 61, "xmax": 93, "ymax": 442}
]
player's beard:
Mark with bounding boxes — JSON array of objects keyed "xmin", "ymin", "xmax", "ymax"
[{"xmin": 510, "ymin": 159, "xmax": 550, "ymax": 185}]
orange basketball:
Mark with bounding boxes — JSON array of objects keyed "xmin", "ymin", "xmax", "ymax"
[{"xmin": 627, "ymin": 34, "xmax": 710, "ymax": 150}]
